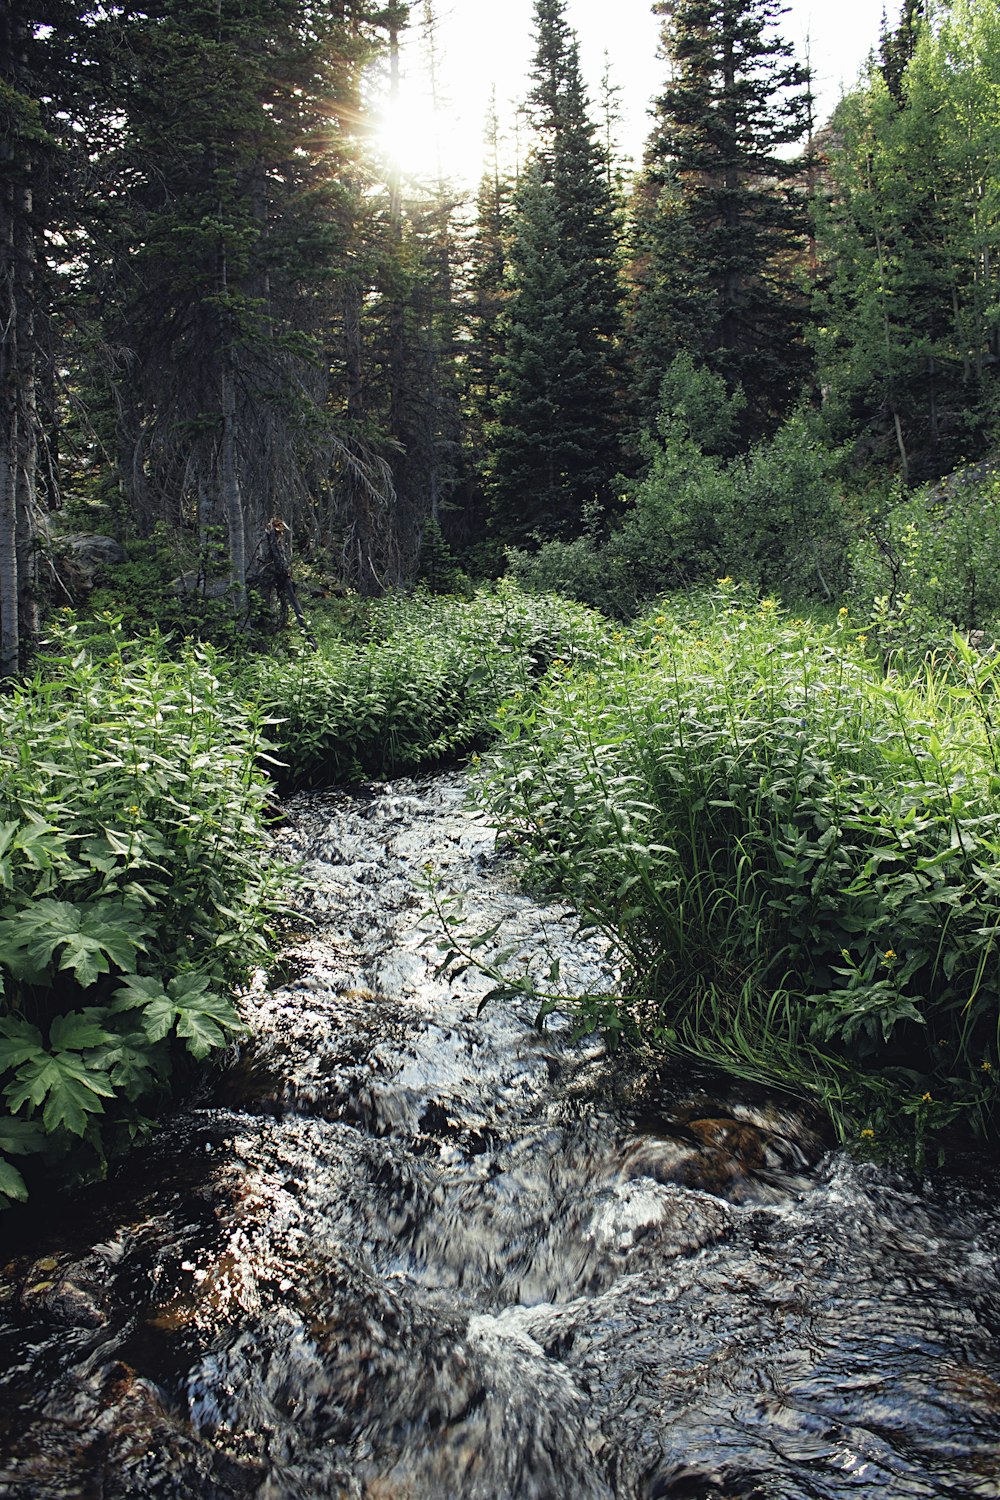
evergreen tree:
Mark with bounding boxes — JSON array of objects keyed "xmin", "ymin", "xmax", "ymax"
[
  {"xmin": 815, "ymin": 0, "xmax": 1000, "ymax": 479},
  {"xmin": 630, "ymin": 0, "xmax": 814, "ymax": 440},
  {"xmin": 486, "ymin": 0, "xmax": 624, "ymax": 546},
  {"xmin": 880, "ymin": 0, "xmax": 926, "ymax": 102},
  {"xmin": 456, "ymin": 94, "xmax": 512, "ymax": 553},
  {"xmin": 92, "ymin": 0, "xmax": 377, "ymax": 595},
  {"xmin": 1, "ymin": 0, "xmax": 98, "ymax": 672}
]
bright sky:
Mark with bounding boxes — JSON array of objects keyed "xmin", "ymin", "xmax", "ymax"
[{"xmin": 380, "ymin": 0, "xmax": 890, "ymax": 186}]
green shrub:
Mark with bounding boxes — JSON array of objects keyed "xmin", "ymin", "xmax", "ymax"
[
  {"xmin": 250, "ymin": 583, "xmax": 609, "ymax": 790},
  {"xmin": 0, "ymin": 624, "xmax": 283, "ymax": 1206},
  {"xmin": 851, "ymin": 462, "xmax": 1000, "ymax": 644},
  {"xmin": 508, "ymin": 409, "xmax": 853, "ymax": 617},
  {"xmin": 478, "ymin": 586, "xmax": 1000, "ymax": 1154}
]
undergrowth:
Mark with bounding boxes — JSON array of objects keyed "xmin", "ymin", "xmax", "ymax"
[
  {"xmin": 250, "ymin": 583, "xmax": 608, "ymax": 790},
  {"xmin": 0, "ymin": 623, "xmax": 284, "ymax": 1208},
  {"xmin": 477, "ymin": 583, "xmax": 1000, "ymax": 1157}
]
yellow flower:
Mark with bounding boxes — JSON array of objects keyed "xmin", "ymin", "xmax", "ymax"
[
  {"xmin": 882, "ymin": 947, "xmax": 896, "ymax": 962},
  {"xmin": 838, "ymin": 606, "xmax": 849, "ymax": 619},
  {"xmin": 717, "ymin": 576, "xmax": 733, "ymax": 587},
  {"xmin": 860, "ymin": 1128, "xmax": 875, "ymax": 1140},
  {"xmin": 128, "ymin": 805, "xmax": 140, "ymax": 816},
  {"xmin": 921, "ymin": 1091, "xmax": 933, "ymax": 1103},
  {"xmin": 760, "ymin": 598, "xmax": 777, "ymax": 612},
  {"xmin": 981, "ymin": 1060, "xmax": 993, "ymax": 1073}
]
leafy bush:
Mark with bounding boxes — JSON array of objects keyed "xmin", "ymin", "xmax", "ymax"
[
  {"xmin": 509, "ymin": 407, "xmax": 853, "ymax": 617},
  {"xmin": 250, "ymin": 583, "xmax": 608, "ymax": 790},
  {"xmin": 478, "ymin": 586, "xmax": 1000, "ymax": 1153},
  {"xmin": 0, "ymin": 625, "xmax": 283, "ymax": 1206},
  {"xmin": 851, "ymin": 462, "xmax": 1000, "ymax": 641}
]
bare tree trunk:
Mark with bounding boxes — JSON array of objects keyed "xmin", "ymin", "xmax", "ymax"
[
  {"xmin": 0, "ymin": 418, "xmax": 18, "ymax": 678},
  {"xmin": 1, "ymin": 4, "xmax": 37, "ymax": 677},
  {"xmin": 220, "ymin": 353, "xmax": 246, "ymax": 598},
  {"xmin": 1, "ymin": 167, "xmax": 20, "ymax": 676}
]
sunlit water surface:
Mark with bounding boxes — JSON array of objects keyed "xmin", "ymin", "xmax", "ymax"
[{"xmin": 1, "ymin": 773, "xmax": 998, "ymax": 1499}]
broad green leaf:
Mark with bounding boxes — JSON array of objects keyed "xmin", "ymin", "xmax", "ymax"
[
  {"xmin": 175, "ymin": 1009, "xmax": 228, "ymax": 1060},
  {"xmin": 0, "ymin": 899, "xmax": 149, "ymax": 988},
  {"xmin": 49, "ymin": 1010, "xmax": 112, "ymax": 1053},
  {"xmin": 0, "ymin": 1018, "xmax": 44, "ymax": 1074},
  {"xmin": 137, "ymin": 996, "xmax": 178, "ymax": 1044},
  {"xmin": 0, "ymin": 1157, "xmax": 28, "ymax": 1204},
  {"xmin": 4, "ymin": 1052, "xmax": 114, "ymax": 1136},
  {"xmin": 0, "ymin": 1116, "xmax": 46, "ymax": 1155},
  {"xmin": 111, "ymin": 974, "xmax": 165, "ymax": 1011},
  {"xmin": 58, "ymin": 933, "xmax": 115, "ymax": 988}
]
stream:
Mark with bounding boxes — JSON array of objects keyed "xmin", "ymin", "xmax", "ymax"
[{"xmin": 1, "ymin": 771, "xmax": 999, "ymax": 1499}]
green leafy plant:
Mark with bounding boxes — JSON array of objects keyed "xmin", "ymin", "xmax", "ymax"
[
  {"xmin": 0, "ymin": 621, "xmax": 285, "ymax": 1205},
  {"xmin": 249, "ymin": 582, "xmax": 608, "ymax": 790},
  {"xmin": 851, "ymin": 464, "xmax": 1000, "ymax": 653},
  {"xmin": 477, "ymin": 586, "xmax": 1000, "ymax": 1155}
]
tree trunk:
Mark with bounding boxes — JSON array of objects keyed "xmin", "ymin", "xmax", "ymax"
[
  {"xmin": 220, "ymin": 354, "xmax": 246, "ymax": 598},
  {"xmin": 1, "ymin": 3, "xmax": 38, "ymax": 677},
  {"xmin": 1, "ymin": 167, "xmax": 20, "ymax": 676}
]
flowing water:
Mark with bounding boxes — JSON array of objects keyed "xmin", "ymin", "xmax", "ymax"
[{"xmin": 1, "ymin": 772, "xmax": 999, "ymax": 1499}]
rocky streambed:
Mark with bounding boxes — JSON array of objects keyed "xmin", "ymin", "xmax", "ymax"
[{"xmin": 1, "ymin": 772, "xmax": 998, "ymax": 1499}]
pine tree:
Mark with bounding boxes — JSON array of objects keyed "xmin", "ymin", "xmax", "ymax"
[
  {"xmin": 880, "ymin": 0, "xmax": 926, "ymax": 102},
  {"xmin": 485, "ymin": 0, "xmax": 624, "ymax": 546},
  {"xmin": 630, "ymin": 0, "xmax": 814, "ymax": 440},
  {"xmin": 815, "ymin": 0, "xmax": 1000, "ymax": 479},
  {"xmin": 92, "ymin": 0, "xmax": 377, "ymax": 596},
  {"xmin": 1, "ymin": 0, "xmax": 94, "ymax": 672}
]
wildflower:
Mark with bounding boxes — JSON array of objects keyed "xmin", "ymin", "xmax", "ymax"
[
  {"xmin": 717, "ymin": 576, "xmax": 733, "ymax": 587},
  {"xmin": 882, "ymin": 947, "xmax": 896, "ymax": 962},
  {"xmin": 655, "ymin": 615, "xmax": 666, "ymax": 626},
  {"xmin": 981, "ymin": 1060, "xmax": 993, "ymax": 1073},
  {"xmin": 860, "ymin": 1128, "xmax": 875, "ymax": 1140},
  {"xmin": 128, "ymin": 805, "xmax": 140, "ymax": 816},
  {"xmin": 921, "ymin": 1091, "xmax": 933, "ymax": 1103},
  {"xmin": 838, "ymin": 606, "xmax": 849, "ymax": 619},
  {"xmin": 760, "ymin": 598, "xmax": 777, "ymax": 613}
]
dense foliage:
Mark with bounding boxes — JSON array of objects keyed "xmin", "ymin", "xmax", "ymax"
[
  {"xmin": 0, "ymin": 627, "xmax": 281, "ymax": 1206},
  {"xmin": 477, "ymin": 586, "xmax": 1000, "ymax": 1153},
  {"xmin": 251, "ymin": 584, "xmax": 608, "ymax": 789},
  {"xmin": 509, "ymin": 365, "xmax": 852, "ymax": 615},
  {"xmin": 850, "ymin": 462, "xmax": 1000, "ymax": 647},
  {"xmin": 629, "ymin": 0, "xmax": 814, "ymax": 439}
]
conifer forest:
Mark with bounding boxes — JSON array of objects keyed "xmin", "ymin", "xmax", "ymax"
[{"xmin": 3, "ymin": 0, "xmax": 1000, "ymax": 1204}]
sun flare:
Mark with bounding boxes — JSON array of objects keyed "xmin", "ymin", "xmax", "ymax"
[{"xmin": 371, "ymin": 83, "xmax": 486, "ymax": 189}]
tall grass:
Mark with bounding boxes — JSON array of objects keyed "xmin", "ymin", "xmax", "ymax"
[{"xmin": 478, "ymin": 584, "xmax": 1000, "ymax": 1152}]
